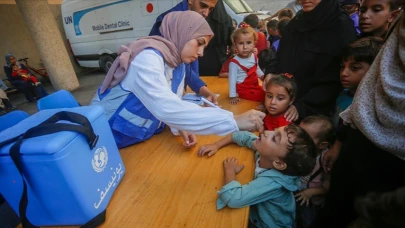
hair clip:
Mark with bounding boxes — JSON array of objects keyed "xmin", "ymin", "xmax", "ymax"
[
  {"xmin": 283, "ymin": 73, "xmax": 293, "ymax": 79},
  {"xmin": 239, "ymin": 22, "xmax": 250, "ymax": 28}
]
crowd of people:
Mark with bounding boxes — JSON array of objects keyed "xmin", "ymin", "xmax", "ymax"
[{"xmin": 91, "ymin": 0, "xmax": 405, "ymax": 227}]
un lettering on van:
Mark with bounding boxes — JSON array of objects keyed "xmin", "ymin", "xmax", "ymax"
[
  {"xmin": 91, "ymin": 20, "xmax": 130, "ymax": 32},
  {"xmin": 64, "ymin": 16, "xmax": 73, "ymax": 24}
]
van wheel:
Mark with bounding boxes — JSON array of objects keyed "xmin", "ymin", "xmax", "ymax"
[{"xmin": 99, "ymin": 55, "xmax": 115, "ymax": 73}]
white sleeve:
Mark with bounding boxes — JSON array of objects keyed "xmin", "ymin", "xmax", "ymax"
[
  {"xmin": 228, "ymin": 62, "xmax": 238, "ymax": 98},
  {"xmin": 121, "ymin": 50, "xmax": 239, "ymax": 135},
  {"xmin": 256, "ymin": 65, "xmax": 264, "ymax": 77}
]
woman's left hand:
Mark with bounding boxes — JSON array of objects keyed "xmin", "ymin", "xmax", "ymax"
[
  {"xmin": 179, "ymin": 130, "xmax": 197, "ymax": 148},
  {"xmin": 199, "ymin": 86, "xmax": 218, "ymax": 105},
  {"xmin": 284, "ymin": 105, "xmax": 299, "ymax": 122}
]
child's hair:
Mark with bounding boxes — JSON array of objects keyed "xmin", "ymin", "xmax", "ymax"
[
  {"xmin": 301, "ymin": 115, "xmax": 334, "ymax": 144},
  {"xmin": 258, "ymin": 48, "xmax": 276, "ymax": 70},
  {"xmin": 280, "ymin": 124, "xmax": 317, "ymax": 176},
  {"xmin": 342, "ymin": 37, "xmax": 384, "ymax": 65},
  {"xmin": 349, "ymin": 186, "xmax": 405, "ymax": 228},
  {"xmin": 277, "ymin": 18, "xmax": 291, "ymax": 38},
  {"xmin": 279, "ymin": 8, "xmax": 294, "ymax": 19},
  {"xmin": 389, "ymin": 0, "xmax": 402, "ymax": 11},
  {"xmin": 243, "ymin": 14, "xmax": 259, "ymax": 28},
  {"xmin": 258, "ymin": 20, "xmax": 266, "ymax": 30},
  {"xmin": 231, "ymin": 24, "xmax": 258, "ymax": 45},
  {"xmin": 266, "ymin": 19, "xmax": 278, "ymax": 30},
  {"xmin": 266, "ymin": 73, "xmax": 297, "ymax": 101}
]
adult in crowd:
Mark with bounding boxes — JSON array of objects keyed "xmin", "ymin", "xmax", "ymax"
[
  {"xmin": 3, "ymin": 54, "xmax": 48, "ymax": 102},
  {"xmin": 198, "ymin": 0, "xmax": 234, "ymax": 76},
  {"xmin": 91, "ymin": 11, "xmax": 265, "ymax": 149},
  {"xmin": 316, "ymin": 8, "xmax": 405, "ymax": 228},
  {"xmin": 265, "ymin": 0, "xmax": 358, "ymax": 122},
  {"xmin": 150, "ymin": 0, "xmax": 218, "ymax": 101}
]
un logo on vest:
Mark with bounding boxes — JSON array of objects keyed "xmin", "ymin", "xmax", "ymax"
[{"xmin": 92, "ymin": 146, "xmax": 109, "ymax": 172}]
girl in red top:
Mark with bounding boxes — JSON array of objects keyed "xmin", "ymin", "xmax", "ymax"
[
  {"xmin": 264, "ymin": 73, "xmax": 297, "ymax": 130},
  {"xmin": 228, "ymin": 23, "xmax": 265, "ymax": 104},
  {"xmin": 12, "ymin": 65, "xmax": 40, "ymax": 85}
]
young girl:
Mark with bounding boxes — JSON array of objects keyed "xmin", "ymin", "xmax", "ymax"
[
  {"xmin": 263, "ymin": 73, "xmax": 296, "ymax": 130},
  {"xmin": 197, "ymin": 125, "xmax": 317, "ymax": 227},
  {"xmin": 11, "ymin": 65, "xmax": 40, "ymax": 86},
  {"xmin": 359, "ymin": 0, "xmax": 400, "ymax": 38},
  {"xmin": 228, "ymin": 23, "xmax": 265, "ymax": 104}
]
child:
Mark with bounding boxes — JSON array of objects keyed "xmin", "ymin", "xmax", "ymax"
[
  {"xmin": 263, "ymin": 73, "xmax": 296, "ymax": 130},
  {"xmin": 295, "ymin": 115, "xmax": 334, "ymax": 228},
  {"xmin": 333, "ymin": 36, "xmax": 384, "ymax": 126},
  {"xmin": 271, "ymin": 18, "xmax": 290, "ymax": 53},
  {"xmin": 325, "ymin": 37, "xmax": 384, "ymax": 175},
  {"xmin": 278, "ymin": 8, "xmax": 294, "ymax": 19},
  {"xmin": 243, "ymin": 14, "xmax": 267, "ymax": 53},
  {"xmin": 197, "ymin": 125, "xmax": 317, "ymax": 228},
  {"xmin": 228, "ymin": 24, "xmax": 265, "ymax": 104},
  {"xmin": 11, "ymin": 65, "xmax": 40, "ymax": 86},
  {"xmin": 359, "ymin": 0, "xmax": 400, "ymax": 38},
  {"xmin": 266, "ymin": 19, "xmax": 279, "ymax": 48},
  {"xmin": 340, "ymin": 0, "xmax": 361, "ymax": 34}
]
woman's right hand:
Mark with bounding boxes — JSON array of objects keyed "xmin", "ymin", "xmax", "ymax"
[{"xmin": 234, "ymin": 110, "xmax": 266, "ymax": 133}]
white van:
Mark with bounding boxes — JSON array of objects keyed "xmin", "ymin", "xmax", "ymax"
[{"xmin": 61, "ymin": 0, "xmax": 266, "ymax": 72}]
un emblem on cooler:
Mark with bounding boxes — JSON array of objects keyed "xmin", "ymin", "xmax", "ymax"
[{"xmin": 92, "ymin": 146, "xmax": 109, "ymax": 172}]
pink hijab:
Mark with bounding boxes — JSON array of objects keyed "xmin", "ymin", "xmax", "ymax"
[{"xmin": 100, "ymin": 11, "xmax": 214, "ymax": 93}]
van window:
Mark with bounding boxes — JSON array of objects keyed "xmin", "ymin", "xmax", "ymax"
[{"xmin": 223, "ymin": 0, "xmax": 253, "ymax": 14}]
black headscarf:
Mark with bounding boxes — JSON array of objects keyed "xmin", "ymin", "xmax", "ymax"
[
  {"xmin": 293, "ymin": 0, "xmax": 344, "ymax": 32},
  {"xmin": 199, "ymin": 0, "xmax": 234, "ymax": 75},
  {"xmin": 205, "ymin": 0, "xmax": 233, "ymax": 46}
]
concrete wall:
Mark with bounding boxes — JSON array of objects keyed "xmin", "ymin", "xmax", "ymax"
[{"xmin": 0, "ymin": 2, "xmax": 82, "ymax": 80}]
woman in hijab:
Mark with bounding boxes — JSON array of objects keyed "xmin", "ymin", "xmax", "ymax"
[
  {"xmin": 198, "ymin": 0, "xmax": 234, "ymax": 76},
  {"xmin": 91, "ymin": 11, "xmax": 265, "ymax": 149},
  {"xmin": 315, "ymin": 8, "xmax": 405, "ymax": 228},
  {"xmin": 265, "ymin": 0, "xmax": 358, "ymax": 122}
]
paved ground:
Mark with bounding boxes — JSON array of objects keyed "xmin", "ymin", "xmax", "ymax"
[{"xmin": 6, "ymin": 70, "xmax": 106, "ymax": 115}]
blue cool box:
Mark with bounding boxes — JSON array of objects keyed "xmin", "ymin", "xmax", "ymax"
[{"xmin": 0, "ymin": 106, "xmax": 125, "ymax": 226}]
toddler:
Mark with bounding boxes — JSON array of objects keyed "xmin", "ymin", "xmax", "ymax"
[
  {"xmin": 228, "ymin": 24, "xmax": 265, "ymax": 104},
  {"xmin": 198, "ymin": 125, "xmax": 317, "ymax": 228},
  {"xmin": 359, "ymin": 0, "xmax": 401, "ymax": 38},
  {"xmin": 295, "ymin": 115, "xmax": 334, "ymax": 228},
  {"xmin": 12, "ymin": 65, "xmax": 40, "ymax": 86},
  {"xmin": 263, "ymin": 73, "xmax": 296, "ymax": 130}
]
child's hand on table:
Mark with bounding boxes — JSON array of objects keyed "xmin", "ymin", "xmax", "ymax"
[
  {"xmin": 198, "ymin": 143, "xmax": 219, "ymax": 157},
  {"xmin": 224, "ymin": 157, "xmax": 245, "ymax": 174},
  {"xmin": 230, "ymin": 97, "xmax": 240, "ymax": 105}
]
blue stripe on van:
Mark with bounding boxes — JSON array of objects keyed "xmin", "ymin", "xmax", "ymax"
[{"xmin": 73, "ymin": 0, "xmax": 132, "ymax": 36}]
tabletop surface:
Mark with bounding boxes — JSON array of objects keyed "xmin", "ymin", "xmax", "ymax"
[{"xmin": 27, "ymin": 77, "xmax": 261, "ymax": 228}]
